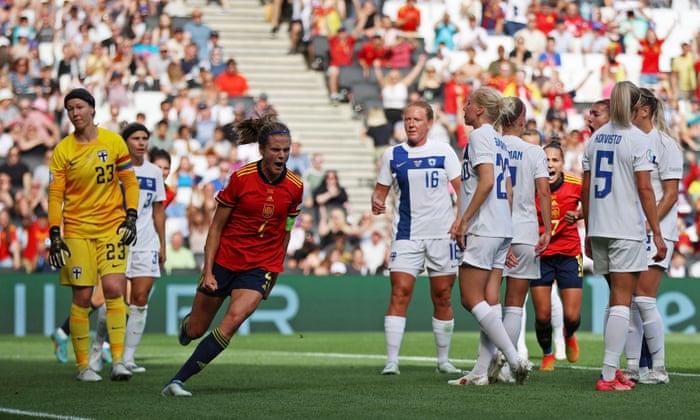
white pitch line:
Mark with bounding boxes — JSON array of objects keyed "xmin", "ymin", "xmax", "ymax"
[
  {"xmin": 0, "ymin": 408, "xmax": 93, "ymax": 420},
  {"xmin": 256, "ymin": 350, "xmax": 700, "ymax": 378}
]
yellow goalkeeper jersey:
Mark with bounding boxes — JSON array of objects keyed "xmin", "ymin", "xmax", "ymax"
[{"xmin": 48, "ymin": 127, "xmax": 139, "ymax": 238}]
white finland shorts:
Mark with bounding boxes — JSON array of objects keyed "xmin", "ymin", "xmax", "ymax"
[
  {"xmin": 389, "ymin": 238, "xmax": 460, "ymax": 278},
  {"xmin": 646, "ymin": 233, "xmax": 674, "ymax": 270},
  {"xmin": 461, "ymin": 234, "xmax": 511, "ymax": 270},
  {"xmin": 590, "ymin": 237, "xmax": 647, "ymax": 274},
  {"xmin": 504, "ymin": 243, "xmax": 540, "ymax": 279},
  {"xmin": 126, "ymin": 250, "xmax": 161, "ymax": 279}
]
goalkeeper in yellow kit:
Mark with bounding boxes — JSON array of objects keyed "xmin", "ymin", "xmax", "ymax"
[{"xmin": 48, "ymin": 88, "xmax": 140, "ymax": 382}]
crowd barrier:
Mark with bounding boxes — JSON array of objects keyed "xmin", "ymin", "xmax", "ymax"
[{"xmin": 1, "ymin": 274, "xmax": 697, "ymax": 336}]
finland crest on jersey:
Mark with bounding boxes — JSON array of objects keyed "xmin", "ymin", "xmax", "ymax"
[{"xmin": 377, "ymin": 141, "xmax": 461, "ymax": 241}]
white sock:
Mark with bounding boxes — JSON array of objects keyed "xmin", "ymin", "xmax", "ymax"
[
  {"xmin": 432, "ymin": 317, "xmax": 454, "ymax": 364},
  {"xmin": 123, "ymin": 304, "xmax": 148, "ymax": 364},
  {"xmin": 624, "ymin": 300, "xmax": 643, "ymax": 368},
  {"xmin": 602, "ymin": 305, "xmax": 630, "ymax": 381},
  {"xmin": 518, "ymin": 295, "xmax": 528, "ymax": 359},
  {"xmin": 636, "ymin": 296, "xmax": 665, "ymax": 369},
  {"xmin": 503, "ymin": 306, "xmax": 523, "ymax": 346},
  {"xmin": 551, "ymin": 286, "xmax": 565, "ymax": 348},
  {"xmin": 384, "ymin": 315, "xmax": 406, "ymax": 364},
  {"xmin": 472, "ymin": 302, "xmax": 520, "ymax": 367},
  {"xmin": 92, "ymin": 304, "xmax": 107, "ymax": 353},
  {"xmin": 472, "ymin": 329, "xmax": 494, "ymax": 376}
]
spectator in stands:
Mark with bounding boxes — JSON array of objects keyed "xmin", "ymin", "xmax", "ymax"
[
  {"xmin": 148, "ymin": 43, "xmax": 172, "ymax": 92},
  {"xmin": 481, "ymin": 0, "xmax": 505, "ymax": 34},
  {"xmin": 166, "ymin": 28, "xmax": 187, "ymax": 62},
  {"xmin": 456, "ymin": 46, "xmax": 484, "ymax": 83},
  {"xmin": 346, "ymin": 246, "xmax": 369, "ymax": 275},
  {"xmin": 187, "ymin": 205, "xmax": 209, "ymax": 258},
  {"xmin": 287, "ymin": 141, "xmax": 312, "ymax": 176},
  {"xmin": 600, "ymin": 44, "xmax": 627, "ymax": 98},
  {"xmin": 417, "ymin": 64, "xmax": 445, "ymax": 103},
  {"xmin": 0, "ymin": 171, "xmax": 14, "ymax": 211},
  {"xmin": 617, "ymin": 8, "xmax": 649, "ymax": 54},
  {"xmin": 509, "ymin": 36, "xmax": 534, "ymax": 69},
  {"xmin": 395, "ymin": 0, "xmax": 420, "ymax": 34},
  {"xmin": 313, "ymin": 169, "xmax": 349, "ymax": 215},
  {"xmin": 326, "ymin": 26, "xmax": 360, "ymax": 103},
  {"xmin": 454, "ymin": 13, "xmax": 488, "ymax": 53},
  {"xmin": 364, "ymin": 106, "xmax": 393, "ymax": 148},
  {"xmin": 671, "ymin": 41, "xmax": 696, "ymax": 102},
  {"xmin": 180, "ymin": 43, "xmax": 202, "ymax": 89},
  {"xmin": 385, "ymin": 31, "xmax": 416, "ymax": 69},
  {"xmin": 541, "ymin": 69, "xmax": 592, "ymax": 113},
  {"xmin": 503, "ymin": 0, "xmax": 530, "ymax": 36},
  {"xmin": 433, "ymin": 11, "xmax": 459, "ymax": 51},
  {"xmin": 0, "ymin": 207, "xmax": 20, "ymax": 270},
  {"xmin": 374, "ymin": 54, "xmax": 427, "ymax": 127},
  {"xmin": 150, "ymin": 120, "xmax": 175, "ymax": 152},
  {"xmin": 0, "ymin": 145, "xmax": 31, "ymax": 195},
  {"xmin": 21, "ymin": 206, "xmax": 50, "ymax": 273},
  {"xmin": 8, "ymin": 57, "xmax": 35, "ymax": 95},
  {"xmin": 515, "ymin": 13, "xmax": 547, "ymax": 56},
  {"xmin": 376, "ymin": 14, "xmax": 400, "ymax": 47},
  {"xmin": 442, "ymin": 69, "xmax": 472, "ymax": 126},
  {"xmin": 32, "ymin": 148, "xmax": 51, "ymax": 190},
  {"xmin": 106, "ymin": 71, "xmax": 130, "ymax": 108},
  {"xmin": 357, "ymin": 33, "xmax": 387, "ymax": 79},
  {"xmin": 549, "ymin": 17, "xmax": 576, "ymax": 54},
  {"xmin": 10, "ymin": 97, "xmax": 60, "ymax": 154},
  {"xmin": 561, "ymin": 1, "xmax": 589, "ymax": 38},
  {"xmin": 360, "ymin": 227, "xmax": 388, "ymax": 275},
  {"xmin": 487, "ymin": 61, "xmax": 516, "ymax": 92},
  {"xmin": 638, "ymin": 26, "xmax": 673, "ymax": 89},
  {"xmin": 245, "ymin": 92, "xmax": 276, "ymax": 119},
  {"xmin": 318, "ymin": 205, "xmax": 353, "ymax": 250},
  {"xmin": 193, "ymin": 102, "xmax": 217, "ymax": 149},
  {"xmin": 487, "ymin": 45, "xmax": 517, "ymax": 78},
  {"xmin": 184, "ymin": 8, "xmax": 213, "ymax": 61},
  {"xmin": 534, "ymin": 1, "xmax": 558, "ymax": 35},
  {"xmin": 132, "ymin": 66, "xmax": 153, "ymax": 92},
  {"xmin": 503, "ymin": 68, "xmax": 543, "ymax": 120},
  {"xmin": 0, "ymin": 89, "xmax": 18, "ymax": 125},
  {"xmin": 163, "ymin": 231, "xmax": 197, "ymax": 274},
  {"xmin": 536, "ymin": 36, "xmax": 561, "ymax": 82},
  {"xmin": 580, "ymin": 24, "xmax": 611, "ymax": 54},
  {"xmin": 427, "ymin": 43, "xmax": 452, "ymax": 81},
  {"xmin": 208, "ymin": 47, "xmax": 226, "ymax": 77},
  {"xmin": 667, "ymin": 250, "xmax": 687, "ymax": 278},
  {"xmin": 214, "ymin": 58, "xmax": 249, "ymax": 97}
]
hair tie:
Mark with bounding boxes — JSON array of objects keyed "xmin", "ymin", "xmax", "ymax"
[{"xmin": 261, "ymin": 129, "xmax": 290, "ymax": 142}]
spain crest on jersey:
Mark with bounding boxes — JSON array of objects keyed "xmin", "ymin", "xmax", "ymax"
[{"xmin": 262, "ymin": 203, "xmax": 274, "ymax": 218}]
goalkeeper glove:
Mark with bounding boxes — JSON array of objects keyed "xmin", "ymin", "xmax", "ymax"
[
  {"xmin": 117, "ymin": 208, "xmax": 138, "ymax": 246},
  {"xmin": 48, "ymin": 226, "xmax": 71, "ymax": 269}
]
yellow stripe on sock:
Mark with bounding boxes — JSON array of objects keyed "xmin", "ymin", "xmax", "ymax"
[
  {"xmin": 105, "ymin": 297, "xmax": 127, "ymax": 363},
  {"xmin": 212, "ymin": 328, "xmax": 230, "ymax": 349},
  {"xmin": 70, "ymin": 304, "xmax": 91, "ymax": 371}
]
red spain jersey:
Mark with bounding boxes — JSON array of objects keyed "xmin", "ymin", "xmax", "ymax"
[
  {"xmin": 537, "ymin": 173, "xmax": 582, "ymax": 257},
  {"xmin": 214, "ymin": 161, "xmax": 303, "ymax": 273}
]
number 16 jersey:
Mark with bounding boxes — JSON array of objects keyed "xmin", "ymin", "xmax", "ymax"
[{"xmin": 376, "ymin": 140, "xmax": 461, "ymax": 241}]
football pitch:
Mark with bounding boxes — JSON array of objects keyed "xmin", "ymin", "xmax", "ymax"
[{"xmin": 1, "ymin": 332, "xmax": 699, "ymax": 419}]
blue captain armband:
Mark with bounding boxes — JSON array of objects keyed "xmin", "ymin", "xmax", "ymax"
[{"xmin": 286, "ymin": 216, "xmax": 296, "ymax": 232}]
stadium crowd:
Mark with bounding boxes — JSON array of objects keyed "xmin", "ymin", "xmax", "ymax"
[{"xmin": 0, "ymin": 0, "xmax": 700, "ymax": 278}]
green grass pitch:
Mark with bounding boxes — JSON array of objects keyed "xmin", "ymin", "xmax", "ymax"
[{"xmin": 1, "ymin": 332, "xmax": 699, "ymax": 419}]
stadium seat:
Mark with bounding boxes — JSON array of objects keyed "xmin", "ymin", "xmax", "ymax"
[
  {"xmin": 310, "ymin": 36, "xmax": 330, "ymax": 71},
  {"xmin": 338, "ymin": 65, "xmax": 372, "ymax": 102},
  {"xmin": 229, "ymin": 95, "xmax": 255, "ymax": 113},
  {"xmin": 172, "ymin": 16, "xmax": 191, "ymax": 31},
  {"xmin": 349, "ymin": 81, "xmax": 381, "ymax": 117}
]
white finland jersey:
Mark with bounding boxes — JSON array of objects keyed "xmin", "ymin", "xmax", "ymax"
[
  {"xmin": 132, "ymin": 160, "xmax": 166, "ymax": 251},
  {"xmin": 502, "ymin": 134, "xmax": 549, "ymax": 245},
  {"xmin": 377, "ymin": 140, "xmax": 461, "ymax": 240},
  {"xmin": 582, "ymin": 122, "xmax": 654, "ymax": 241},
  {"xmin": 459, "ymin": 124, "xmax": 513, "ymax": 238},
  {"xmin": 649, "ymin": 128, "xmax": 683, "ymax": 241}
]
